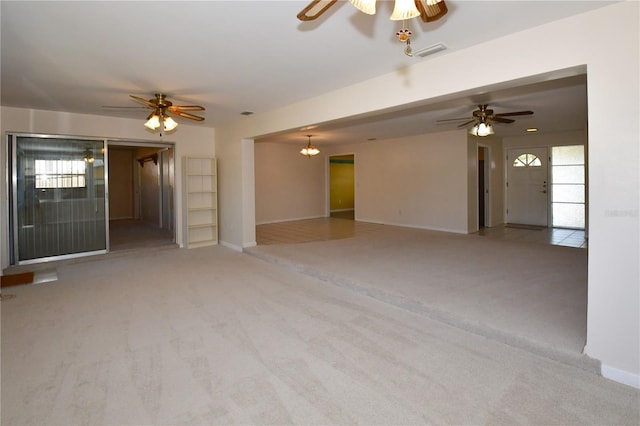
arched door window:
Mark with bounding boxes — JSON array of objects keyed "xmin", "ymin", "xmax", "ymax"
[{"xmin": 513, "ymin": 153, "xmax": 542, "ymax": 167}]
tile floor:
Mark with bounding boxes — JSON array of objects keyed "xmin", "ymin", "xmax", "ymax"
[
  {"xmin": 476, "ymin": 225, "xmax": 587, "ymax": 248},
  {"xmin": 256, "ymin": 217, "xmax": 587, "ymax": 249}
]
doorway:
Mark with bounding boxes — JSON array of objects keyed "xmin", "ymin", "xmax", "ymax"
[
  {"xmin": 328, "ymin": 154, "xmax": 355, "ymax": 220},
  {"xmin": 477, "ymin": 145, "xmax": 490, "ymax": 228},
  {"xmin": 506, "ymin": 147, "xmax": 549, "ymax": 227},
  {"xmin": 107, "ymin": 142, "xmax": 175, "ymax": 251}
]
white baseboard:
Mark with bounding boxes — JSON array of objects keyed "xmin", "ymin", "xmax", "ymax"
[
  {"xmin": 220, "ymin": 240, "xmax": 243, "ymax": 252},
  {"xmin": 371, "ymin": 219, "xmax": 467, "ymax": 235},
  {"xmin": 601, "ymin": 364, "xmax": 640, "ymax": 389},
  {"xmin": 256, "ymin": 215, "xmax": 325, "ymax": 226},
  {"xmin": 243, "ymin": 241, "xmax": 257, "ymax": 249}
]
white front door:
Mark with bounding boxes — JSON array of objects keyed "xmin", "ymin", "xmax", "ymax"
[{"xmin": 506, "ymin": 147, "xmax": 549, "ymax": 226}]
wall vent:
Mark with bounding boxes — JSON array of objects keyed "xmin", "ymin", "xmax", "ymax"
[{"xmin": 413, "ymin": 42, "xmax": 447, "ymax": 58}]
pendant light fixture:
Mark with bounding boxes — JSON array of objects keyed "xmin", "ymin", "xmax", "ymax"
[{"xmin": 300, "ymin": 135, "xmax": 320, "ymax": 157}]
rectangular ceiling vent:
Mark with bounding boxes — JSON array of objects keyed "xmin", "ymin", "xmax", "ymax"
[{"xmin": 413, "ymin": 42, "xmax": 448, "ymax": 58}]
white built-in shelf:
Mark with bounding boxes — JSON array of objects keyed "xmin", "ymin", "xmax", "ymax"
[{"xmin": 183, "ymin": 157, "xmax": 218, "ymax": 248}]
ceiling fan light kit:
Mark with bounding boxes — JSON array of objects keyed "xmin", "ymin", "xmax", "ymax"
[
  {"xmin": 298, "ymin": 0, "xmax": 448, "ymax": 56},
  {"xmin": 469, "ymin": 122, "xmax": 494, "ymax": 137},
  {"xmin": 438, "ymin": 104, "xmax": 534, "ymax": 137},
  {"xmin": 108, "ymin": 93, "xmax": 206, "ymax": 135},
  {"xmin": 390, "ymin": 0, "xmax": 421, "ymax": 21},
  {"xmin": 349, "ymin": 0, "xmax": 376, "ymax": 15}
]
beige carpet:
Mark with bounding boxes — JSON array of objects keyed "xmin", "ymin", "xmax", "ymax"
[
  {"xmin": 248, "ymin": 224, "xmax": 592, "ymax": 371},
  {"xmin": 2, "ymin": 245, "xmax": 638, "ymax": 425}
]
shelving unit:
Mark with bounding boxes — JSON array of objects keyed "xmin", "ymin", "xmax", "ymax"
[{"xmin": 183, "ymin": 157, "xmax": 218, "ymax": 248}]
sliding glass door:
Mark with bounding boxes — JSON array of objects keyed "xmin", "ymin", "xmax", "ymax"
[{"xmin": 12, "ymin": 135, "xmax": 107, "ymax": 263}]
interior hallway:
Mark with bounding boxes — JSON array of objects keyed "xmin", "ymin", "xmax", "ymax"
[
  {"xmin": 109, "ymin": 219, "xmax": 174, "ymax": 252},
  {"xmin": 252, "ymin": 218, "xmax": 590, "ymax": 371}
]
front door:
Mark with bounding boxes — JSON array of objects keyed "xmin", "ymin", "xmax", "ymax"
[{"xmin": 506, "ymin": 147, "xmax": 548, "ymax": 226}]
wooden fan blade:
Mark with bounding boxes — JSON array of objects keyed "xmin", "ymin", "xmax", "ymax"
[
  {"xmin": 297, "ymin": 0, "xmax": 337, "ymax": 21},
  {"xmin": 171, "ymin": 110, "xmax": 205, "ymax": 121},
  {"xmin": 102, "ymin": 106, "xmax": 150, "ymax": 109},
  {"xmin": 457, "ymin": 119, "xmax": 476, "ymax": 128},
  {"xmin": 492, "ymin": 117, "xmax": 515, "ymax": 124},
  {"xmin": 129, "ymin": 95, "xmax": 157, "ymax": 108},
  {"xmin": 437, "ymin": 117, "xmax": 473, "ymax": 122},
  {"xmin": 494, "ymin": 110, "xmax": 534, "ymax": 117},
  {"xmin": 416, "ymin": 0, "xmax": 448, "ymax": 23},
  {"xmin": 169, "ymin": 105, "xmax": 205, "ymax": 112}
]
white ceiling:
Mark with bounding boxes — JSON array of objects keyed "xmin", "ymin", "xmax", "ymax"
[{"xmin": 1, "ymin": 1, "xmax": 610, "ymax": 144}]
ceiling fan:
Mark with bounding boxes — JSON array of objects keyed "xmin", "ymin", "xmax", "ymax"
[
  {"xmin": 437, "ymin": 104, "xmax": 534, "ymax": 137},
  {"xmin": 104, "ymin": 93, "xmax": 205, "ymax": 133},
  {"xmin": 297, "ymin": 0, "xmax": 448, "ymax": 23}
]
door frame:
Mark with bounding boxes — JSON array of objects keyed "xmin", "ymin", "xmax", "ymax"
[
  {"xmin": 107, "ymin": 140, "xmax": 176, "ymax": 245},
  {"xmin": 505, "ymin": 146, "xmax": 550, "ymax": 227},
  {"xmin": 326, "ymin": 152, "xmax": 356, "ymax": 218},
  {"xmin": 477, "ymin": 143, "xmax": 491, "ymax": 228},
  {"xmin": 8, "ymin": 132, "xmax": 109, "ymax": 265}
]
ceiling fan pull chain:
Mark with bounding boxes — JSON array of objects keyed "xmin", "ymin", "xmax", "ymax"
[{"xmin": 395, "ymin": 20, "xmax": 413, "ymax": 56}]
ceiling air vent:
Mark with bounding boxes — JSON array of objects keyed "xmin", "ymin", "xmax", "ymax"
[{"xmin": 413, "ymin": 42, "xmax": 447, "ymax": 58}]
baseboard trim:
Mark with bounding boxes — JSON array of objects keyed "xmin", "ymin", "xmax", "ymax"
[
  {"xmin": 256, "ymin": 216, "xmax": 325, "ymax": 226},
  {"xmin": 220, "ymin": 240, "xmax": 243, "ymax": 252},
  {"xmin": 601, "ymin": 364, "xmax": 640, "ymax": 389}
]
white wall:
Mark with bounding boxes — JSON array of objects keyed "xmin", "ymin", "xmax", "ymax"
[
  {"xmin": 504, "ymin": 129, "xmax": 586, "ymax": 149},
  {"xmin": 215, "ymin": 2, "xmax": 639, "ymax": 386},
  {"xmin": 254, "ymin": 142, "xmax": 325, "ymax": 224},
  {"xmin": 0, "ymin": 106, "xmax": 215, "ymax": 269}
]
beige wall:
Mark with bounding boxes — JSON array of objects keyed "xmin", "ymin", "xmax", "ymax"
[
  {"xmin": 256, "ymin": 130, "xmax": 503, "ymax": 234},
  {"xmin": 254, "ymin": 142, "xmax": 325, "ymax": 224},
  {"xmin": 137, "ymin": 147, "xmax": 161, "ymax": 226},
  {"xmin": 108, "ymin": 148, "xmax": 134, "ymax": 220},
  {"xmin": 341, "ymin": 132, "xmax": 469, "ymax": 232},
  {"xmin": 215, "ymin": 3, "xmax": 639, "ymax": 385}
]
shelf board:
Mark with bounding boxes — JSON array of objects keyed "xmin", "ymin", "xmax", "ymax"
[{"xmin": 188, "ymin": 223, "xmax": 217, "ymax": 229}]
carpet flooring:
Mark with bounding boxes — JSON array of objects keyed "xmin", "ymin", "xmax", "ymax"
[
  {"xmin": 248, "ymin": 223, "xmax": 592, "ymax": 371},
  {"xmin": 1, "ymin": 243, "xmax": 638, "ymax": 424}
]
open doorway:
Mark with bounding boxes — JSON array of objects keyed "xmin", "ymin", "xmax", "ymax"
[
  {"xmin": 329, "ymin": 154, "xmax": 355, "ymax": 220},
  {"xmin": 107, "ymin": 142, "xmax": 175, "ymax": 251}
]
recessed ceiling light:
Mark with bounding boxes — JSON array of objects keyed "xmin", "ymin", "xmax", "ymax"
[{"xmin": 526, "ymin": 128, "xmax": 538, "ymax": 132}]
